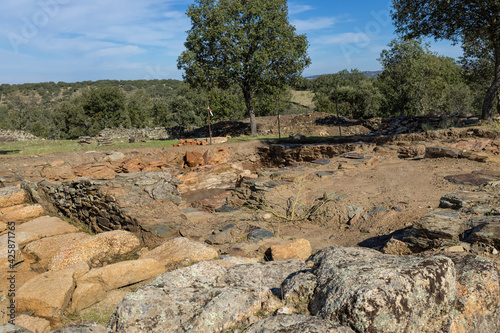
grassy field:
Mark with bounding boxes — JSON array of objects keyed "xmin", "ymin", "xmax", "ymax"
[
  {"xmin": 0, "ymin": 136, "xmax": 285, "ymax": 156},
  {"xmin": 0, "ymin": 139, "xmax": 178, "ymax": 156},
  {"xmin": 290, "ymin": 90, "xmax": 315, "ymax": 109}
]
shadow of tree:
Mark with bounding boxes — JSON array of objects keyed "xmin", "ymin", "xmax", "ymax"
[{"xmin": 0, "ymin": 149, "xmax": 21, "ymax": 155}]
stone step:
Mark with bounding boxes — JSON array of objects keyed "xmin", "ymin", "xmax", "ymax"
[
  {"xmin": 0, "ymin": 186, "xmax": 28, "ymax": 208},
  {"xmin": 0, "ymin": 204, "xmax": 45, "ymax": 223},
  {"xmin": 0, "ymin": 216, "xmax": 79, "ymax": 268}
]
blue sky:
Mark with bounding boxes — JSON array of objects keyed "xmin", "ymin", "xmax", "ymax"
[{"xmin": 0, "ymin": 0, "xmax": 463, "ymax": 84}]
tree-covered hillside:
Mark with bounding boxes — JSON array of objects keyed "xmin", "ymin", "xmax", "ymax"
[{"xmin": 0, "ymin": 79, "xmax": 297, "ymax": 139}]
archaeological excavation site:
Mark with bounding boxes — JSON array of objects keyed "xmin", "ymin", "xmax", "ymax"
[{"xmin": 1, "ymin": 113, "xmax": 500, "ymax": 333}]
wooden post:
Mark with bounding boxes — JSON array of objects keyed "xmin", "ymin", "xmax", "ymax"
[
  {"xmin": 207, "ymin": 97, "xmax": 212, "ymax": 145},
  {"xmin": 276, "ymin": 93, "xmax": 281, "ymax": 140},
  {"xmin": 336, "ymin": 87, "xmax": 342, "ymax": 137}
]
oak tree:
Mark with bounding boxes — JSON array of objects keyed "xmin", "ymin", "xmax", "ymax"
[
  {"xmin": 392, "ymin": 0, "xmax": 500, "ymax": 120},
  {"xmin": 177, "ymin": 0, "xmax": 310, "ymax": 136}
]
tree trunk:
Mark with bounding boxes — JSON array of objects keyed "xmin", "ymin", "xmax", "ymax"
[
  {"xmin": 482, "ymin": 42, "xmax": 500, "ymax": 121},
  {"xmin": 243, "ymin": 84, "xmax": 257, "ymax": 136}
]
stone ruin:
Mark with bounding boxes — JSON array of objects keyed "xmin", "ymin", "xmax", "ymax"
[
  {"xmin": 0, "ymin": 130, "xmax": 39, "ymax": 142},
  {"xmin": 1, "ymin": 125, "xmax": 500, "ymax": 332}
]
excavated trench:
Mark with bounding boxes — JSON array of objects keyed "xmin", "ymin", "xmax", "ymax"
[{"xmin": 26, "ymin": 126, "xmax": 500, "ymax": 247}]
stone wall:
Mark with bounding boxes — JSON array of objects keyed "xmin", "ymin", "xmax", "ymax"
[
  {"xmin": 37, "ymin": 179, "xmax": 140, "ymax": 234},
  {"xmin": 0, "ymin": 129, "xmax": 39, "ymax": 142},
  {"xmin": 259, "ymin": 142, "xmax": 374, "ymax": 167},
  {"xmin": 34, "ymin": 171, "xmax": 182, "ymax": 246},
  {"xmin": 98, "ymin": 127, "xmax": 170, "ymax": 140}
]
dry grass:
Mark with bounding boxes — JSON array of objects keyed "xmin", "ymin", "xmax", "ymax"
[{"xmin": 290, "ymin": 90, "xmax": 315, "ymax": 109}]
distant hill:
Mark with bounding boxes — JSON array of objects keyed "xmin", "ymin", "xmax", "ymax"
[{"xmin": 306, "ymin": 70, "xmax": 383, "ymax": 80}]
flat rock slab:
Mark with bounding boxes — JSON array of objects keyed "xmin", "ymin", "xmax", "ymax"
[
  {"xmin": 444, "ymin": 173, "xmax": 499, "ymax": 186},
  {"xmin": 78, "ymin": 258, "xmax": 165, "ymax": 291},
  {"xmin": 48, "ymin": 230, "xmax": 140, "ymax": 271},
  {"xmin": 23, "ymin": 233, "xmax": 92, "ymax": 268},
  {"xmin": 412, "ymin": 209, "xmax": 464, "ymax": 240},
  {"xmin": 0, "ymin": 187, "xmax": 27, "ymax": 208},
  {"xmin": 180, "ymin": 208, "xmax": 214, "ymax": 223},
  {"xmin": 205, "ymin": 223, "xmax": 245, "ymax": 245},
  {"xmin": 311, "ymin": 159, "xmax": 331, "ymax": 165},
  {"xmin": 140, "ymin": 237, "xmax": 218, "ymax": 266},
  {"xmin": 0, "ymin": 204, "xmax": 45, "ymax": 223},
  {"xmin": 425, "ymin": 146, "xmax": 462, "ymax": 158},
  {"xmin": 440, "ymin": 191, "xmax": 498, "ymax": 210},
  {"xmin": 0, "ymin": 216, "xmax": 78, "ymax": 251},
  {"xmin": 248, "ymin": 229, "xmax": 275, "ymax": 243},
  {"xmin": 469, "ymin": 216, "xmax": 500, "ymax": 250}
]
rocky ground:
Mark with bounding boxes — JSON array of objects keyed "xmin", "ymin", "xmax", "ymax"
[{"xmin": 0, "ymin": 112, "xmax": 499, "ymax": 332}]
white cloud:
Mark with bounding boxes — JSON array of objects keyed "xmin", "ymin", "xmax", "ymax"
[
  {"xmin": 92, "ymin": 45, "xmax": 145, "ymax": 57},
  {"xmin": 288, "ymin": 3, "xmax": 314, "ymax": 15},
  {"xmin": 292, "ymin": 17, "xmax": 338, "ymax": 32},
  {"xmin": 315, "ymin": 32, "xmax": 371, "ymax": 45},
  {"xmin": 0, "ymin": 0, "xmax": 191, "ymax": 83}
]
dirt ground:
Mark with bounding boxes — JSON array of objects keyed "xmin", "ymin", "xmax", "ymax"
[{"xmin": 1, "ymin": 118, "xmax": 499, "ymax": 256}]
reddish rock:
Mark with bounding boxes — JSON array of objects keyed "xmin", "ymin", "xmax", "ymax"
[
  {"xmin": 382, "ymin": 238, "xmax": 413, "ymax": 255},
  {"xmin": 23, "ymin": 232, "xmax": 93, "ymax": 268},
  {"xmin": 347, "ymin": 212, "xmax": 361, "ymax": 226},
  {"xmin": 73, "ymin": 162, "xmax": 116, "ymax": 179},
  {"xmin": 267, "ymin": 238, "xmax": 312, "ymax": 261},
  {"xmin": 14, "ymin": 314, "xmax": 50, "ymax": 333},
  {"xmin": 185, "ymin": 151, "xmax": 204, "ymax": 167},
  {"xmin": 40, "ymin": 162, "xmax": 75, "ymax": 181}
]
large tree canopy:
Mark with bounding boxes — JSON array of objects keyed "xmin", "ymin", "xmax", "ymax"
[
  {"xmin": 177, "ymin": 0, "xmax": 310, "ymax": 136},
  {"xmin": 376, "ymin": 38, "xmax": 466, "ymax": 116},
  {"xmin": 392, "ymin": 0, "xmax": 500, "ymax": 120}
]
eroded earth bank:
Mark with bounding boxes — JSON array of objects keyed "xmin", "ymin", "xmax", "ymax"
[{"xmin": 0, "ymin": 122, "xmax": 500, "ymax": 332}]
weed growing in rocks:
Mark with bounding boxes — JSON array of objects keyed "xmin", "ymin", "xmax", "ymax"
[{"xmin": 245, "ymin": 177, "xmax": 335, "ymax": 235}]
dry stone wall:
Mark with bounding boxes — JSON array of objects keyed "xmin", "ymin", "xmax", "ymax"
[
  {"xmin": 33, "ymin": 171, "xmax": 182, "ymax": 246},
  {"xmin": 98, "ymin": 127, "xmax": 170, "ymax": 140},
  {"xmin": 0, "ymin": 129, "xmax": 39, "ymax": 142},
  {"xmin": 38, "ymin": 179, "xmax": 140, "ymax": 234}
]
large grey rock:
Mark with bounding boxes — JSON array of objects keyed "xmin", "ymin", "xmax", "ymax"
[
  {"xmin": 444, "ymin": 253, "xmax": 500, "ymax": 332},
  {"xmin": 109, "ymin": 260, "xmax": 308, "ymax": 333},
  {"xmin": 308, "ymin": 247, "xmax": 457, "ymax": 333},
  {"xmin": 0, "ymin": 324, "xmax": 33, "ymax": 333},
  {"xmin": 245, "ymin": 314, "xmax": 354, "ymax": 333}
]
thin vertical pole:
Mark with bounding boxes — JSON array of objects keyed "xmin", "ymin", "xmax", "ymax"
[
  {"xmin": 276, "ymin": 93, "xmax": 281, "ymax": 140},
  {"xmin": 336, "ymin": 88, "xmax": 342, "ymax": 137},
  {"xmin": 207, "ymin": 97, "xmax": 212, "ymax": 145}
]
